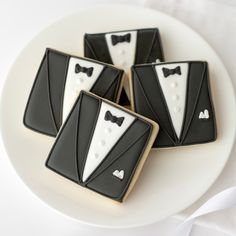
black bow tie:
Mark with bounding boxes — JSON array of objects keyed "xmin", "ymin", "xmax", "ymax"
[
  {"xmin": 162, "ymin": 66, "xmax": 181, "ymax": 78},
  {"xmin": 111, "ymin": 33, "xmax": 131, "ymax": 46},
  {"xmin": 75, "ymin": 64, "xmax": 93, "ymax": 77},
  {"xmin": 104, "ymin": 110, "xmax": 124, "ymax": 127}
]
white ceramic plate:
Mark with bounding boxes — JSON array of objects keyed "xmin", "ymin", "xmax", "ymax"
[{"xmin": 0, "ymin": 5, "xmax": 235, "ymax": 229}]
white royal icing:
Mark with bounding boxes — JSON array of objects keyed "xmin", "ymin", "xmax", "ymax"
[
  {"xmin": 82, "ymin": 101, "xmax": 135, "ymax": 182},
  {"xmin": 113, "ymin": 170, "xmax": 124, "ymax": 180},
  {"xmin": 62, "ymin": 57, "xmax": 104, "ymax": 122},
  {"xmin": 105, "ymin": 30, "xmax": 137, "ymax": 99},
  {"xmin": 155, "ymin": 63, "xmax": 188, "ymax": 138},
  {"xmin": 199, "ymin": 109, "xmax": 209, "ymax": 119}
]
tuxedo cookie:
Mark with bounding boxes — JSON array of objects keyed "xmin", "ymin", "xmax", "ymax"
[
  {"xmin": 130, "ymin": 61, "xmax": 217, "ymax": 148},
  {"xmin": 84, "ymin": 28, "xmax": 164, "ymax": 105},
  {"xmin": 24, "ymin": 48, "xmax": 124, "ymax": 137},
  {"xmin": 46, "ymin": 91, "xmax": 158, "ymax": 202}
]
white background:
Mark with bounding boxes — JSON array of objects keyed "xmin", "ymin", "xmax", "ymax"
[{"xmin": 1, "ymin": 0, "xmax": 236, "ymax": 235}]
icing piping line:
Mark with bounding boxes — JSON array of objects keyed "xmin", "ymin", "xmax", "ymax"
[
  {"xmin": 145, "ymin": 29, "xmax": 157, "ymax": 63},
  {"xmin": 75, "ymin": 93, "xmax": 83, "ymax": 182},
  {"xmin": 23, "ymin": 51, "xmax": 57, "ymax": 136},
  {"xmin": 101, "ymin": 77, "xmax": 118, "ymax": 100},
  {"xmin": 45, "ymin": 94, "xmax": 84, "ymax": 184},
  {"xmin": 80, "ymin": 98, "xmax": 102, "ymax": 184},
  {"xmin": 117, "ymin": 122, "xmax": 153, "ymax": 201},
  {"xmin": 90, "ymin": 66, "xmax": 120, "ymax": 100},
  {"xmin": 133, "ymin": 69, "xmax": 176, "ymax": 144},
  {"xmin": 206, "ymin": 65, "xmax": 217, "ymax": 139},
  {"xmin": 99, "ymin": 70, "xmax": 121, "ymax": 99},
  {"xmin": 103, "ymin": 34, "xmax": 115, "ymax": 64},
  {"xmin": 180, "ymin": 62, "xmax": 206, "ymax": 143},
  {"xmin": 84, "ymin": 36, "xmax": 99, "ymax": 61},
  {"xmin": 89, "ymin": 65, "xmax": 106, "ymax": 92},
  {"xmin": 59, "ymin": 54, "xmax": 70, "ymax": 128},
  {"xmin": 133, "ymin": 30, "xmax": 139, "ymax": 64},
  {"xmin": 45, "ymin": 50, "xmax": 59, "ymax": 132},
  {"xmin": 176, "ymin": 62, "xmax": 190, "ymax": 140},
  {"xmin": 157, "ymin": 28, "xmax": 165, "ymax": 61}
]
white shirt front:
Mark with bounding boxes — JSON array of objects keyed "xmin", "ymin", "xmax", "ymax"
[
  {"xmin": 105, "ymin": 30, "xmax": 137, "ymax": 99},
  {"xmin": 155, "ymin": 63, "xmax": 188, "ymax": 139},
  {"xmin": 62, "ymin": 57, "xmax": 104, "ymax": 122},
  {"xmin": 82, "ymin": 101, "xmax": 135, "ymax": 182}
]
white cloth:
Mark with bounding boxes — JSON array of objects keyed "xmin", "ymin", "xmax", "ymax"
[
  {"xmin": 0, "ymin": 0, "xmax": 236, "ymax": 236},
  {"xmin": 174, "ymin": 187, "xmax": 236, "ymax": 236}
]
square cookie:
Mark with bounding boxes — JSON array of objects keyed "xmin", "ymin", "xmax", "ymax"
[
  {"xmin": 46, "ymin": 91, "xmax": 158, "ymax": 202},
  {"xmin": 84, "ymin": 28, "xmax": 164, "ymax": 105},
  {"xmin": 130, "ymin": 61, "xmax": 217, "ymax": 148},
  {"xmin": 24, "ymin": 48, "xmax": 124, "ymax": 137}
]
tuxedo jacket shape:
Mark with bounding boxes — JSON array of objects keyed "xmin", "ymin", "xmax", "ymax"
[
  {"xmin": 84, "ymin": 28, "xmax": 164, "ymax": 105},
  {"xmin": 84, "ymin": 28, "xmax": 164, "ymax": 65},
  {"xmin": 131, "ymin": 61, "xmax": 217, "ymax": 148},
  {"xmin": 24, "ymin": 48, "xmax": 124, "ymax": 137},
  {"xmin": 46, "ymin": 91, "xmax": 158, "ymax": 202}
]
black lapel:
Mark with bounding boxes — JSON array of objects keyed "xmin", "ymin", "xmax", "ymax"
[
  {"xmin": 76, "ymin": 92, "xmax": 101, "ymax": 184},
  {"xmin": 23, "ymin": 50, "xmax": 57, "ymax": 136},
  {"xmin": 90, "ymin": 66, "xmax": 123, "ymax": 102},
  {"xmin": 84, "ymin": 34, "xmax": 113, "ymax": 64},
  {"xmin": 85, "ymin": 118, "xmax": 151, "ymax": 185},
  {"xmin": 135, "ymin": 28, "xmax": 164, "ymax": 64},
  {"xmin": 132, "ymin": 65, "xmax": 177, "ymax": 143},
  {"xmin": 47, "ymin": 49, "xmax": 69, "ymax": 131},
  {"xmin": 45, "ymin": 95, "xmax": 82, "ymax": 183},
  {"xmin": 146, "ymin": 28, "xmax": 164, "ymax": 62},
  {"xmin": 180, "ymin": 62, "xmax": 206, "ymax": 143}
]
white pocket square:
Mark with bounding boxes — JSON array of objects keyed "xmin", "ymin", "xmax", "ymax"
[
  {"xmin": 113, "ymin": 170, "xmax": 124, "ymax": 180},
  {"xmin": 199, "ymin": 109, "xmax": 209, "ymax": 119}
]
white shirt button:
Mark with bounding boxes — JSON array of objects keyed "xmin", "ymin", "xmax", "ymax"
[
  {"xmin": 94, "ymin": 153, "xmax": 99, "ymax": 159},
  {"xmin": 172, "ymin": 95, "xmax": 179, "ymax": 101},
  {"xmin": 99, "ymin": 140, "xmax": 106, "ymax": 147},
  {"xmin": 171, "ymin": 82, "xmax": 178, "ymax": 88},
  {"xmin": 118, "ymin": 49, "xmax": 125, "ymax": 55},
  {"xmin": 173, "ymin": 106, "xmax": 181, "ymax": 113},
  {"xmin": 105, "ymin": 127, "xmax": 112, "ymax": 134},
  {"xmin": 76, "ymin": 77, "xmax": 84, "ymax": 84}
]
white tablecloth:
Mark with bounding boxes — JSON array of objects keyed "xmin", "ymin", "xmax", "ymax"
[{"xmin": 0, "ymin": 0, "xmax": 236, "ymax": 235}]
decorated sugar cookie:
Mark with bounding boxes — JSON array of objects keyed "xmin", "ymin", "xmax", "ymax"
[
  {"xmin": 46, "ymin": 91, "xmax": 158, "ymax": 202},
  {"xmin": 130, "ymin": 61, "xmax": 217, "ymax": 148}
]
